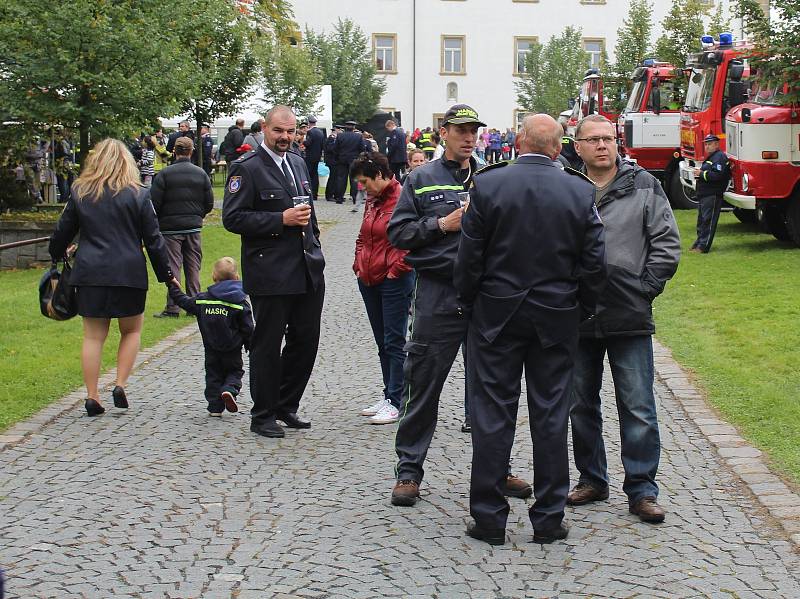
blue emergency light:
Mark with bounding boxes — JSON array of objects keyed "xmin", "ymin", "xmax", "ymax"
[
  {"xmin": 642, "ymin": 58, "xmax": 656, "ymax": 67},
  {"xmin": 719, "ymin": 32, "xmax": 733, "ymax": 46},
  {"xmin": 701, "ymin": 35, "xmax": 715, "ymax": 48}
]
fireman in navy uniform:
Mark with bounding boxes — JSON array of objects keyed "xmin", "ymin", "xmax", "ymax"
[
  {"xmin": 454, "ymin": 114, "xmax": 606, "ymax": 546},
  {"xmin": 222, "ymin": 105, "xmax": 325, "ymax": 439},
  {"xmin": 387, "ymin": 104, "xmax": 532, "ymax": 508},
  {"xmin": 691, "ymin": 134, "xmax": 731, "ymax": 253},
  {"xmin": 332, "ymin": 121, "xmax": 368, "ymax": 204}
]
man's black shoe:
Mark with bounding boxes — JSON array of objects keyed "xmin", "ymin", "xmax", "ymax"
[
  {"xmin": 533, "ymin": 523, "xmax": 569, "ymax": 544},
  {"xmin": 153, "ymin": 311, "xmax": 179, "ymax": 319},
  {"xmin": 250, "ymin": 419, "xmax": 285, "ymax": 438},
  {"xmin": 277, "ymin": 412, "xmax": 311, "ymax": 429},
  {"xmin": 460, "ymin": 419, "xmax": 471, "ymax": 433},
  {"xmin": 466, "ymin": 521, "xmax": 505, "ymax": 546}
]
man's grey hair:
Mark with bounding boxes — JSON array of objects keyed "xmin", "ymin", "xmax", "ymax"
[{"xmin": 519, "ymin": 114, "xmax": 562, "ymax": 156}]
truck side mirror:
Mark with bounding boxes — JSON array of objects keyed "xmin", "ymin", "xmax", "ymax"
[
  {"xmin": 728, "ymin": 81, "xmax": 748, "ymax": 111},
  {"xmin": 729, "ymin": 62, "xmax": 745, "ymax": 82},
  {"xmin": 651, "ymin": 88, "xmax": 661, "ymax": 115}
]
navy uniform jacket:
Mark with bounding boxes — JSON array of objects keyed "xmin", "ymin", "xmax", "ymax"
[
  {"xmin": 323, "ymin": 134, "xmax": 338, "ymax": 166},
  {"xmin": 388, "ymin": 155, "xmax": 479, "ymax": 281},
  {"xmin": 386, "ymin": 127, "xmax": 407, "ymax": 163},
  {"xmin": 454, "ymin": 155, "xmax": 606, "ymax": 348},
  {"xmin": 696, "ymin": 148, "xmax": 730, "ymax": 196},
  {"xmin": 169, "ymin": 279, "xmax": 254, "ymax": 352},
  {"xmin": 222, "ymin": 147, "xmax": 325, "ymax": 296},
  {"xmin": 304, "ymin": 127, "xmax": 325, "ymax": 163},
  {"xmin": 335, "ymin": 131, "xmax": 368, "ymax": 165}
]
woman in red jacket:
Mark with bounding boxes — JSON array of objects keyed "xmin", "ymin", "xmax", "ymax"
[{"xmin": 351, "ymin": 152, "xmax": 414, "ymax": 425}]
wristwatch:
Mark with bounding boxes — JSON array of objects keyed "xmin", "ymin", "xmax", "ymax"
[{"xmin": 438, "ymin": 217, "xmax": 447, "ymax": 234}]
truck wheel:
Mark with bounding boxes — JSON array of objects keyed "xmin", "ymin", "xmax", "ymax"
[
  {"xmin": 732, "ymin": 208, "xmax": 757, "ymax": 224},
  {"xmin": 668, "ymin": 169, "xmax": 697, "ymax": 210},
  {"xmin": 785, "ymin": 195, "xmax": 800, "ymax": 247},
  {"xmin": 757, "ymin": 204, "xmax": 791, "ymax": 242}
]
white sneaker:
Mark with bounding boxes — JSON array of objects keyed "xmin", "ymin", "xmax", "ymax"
[
  {"xmin": 360, "ymin": 398, "xmax": 386, "ymax": 417},
  {"xmin": 369, "ymin": 401, "xmax": 399, "ymax": 425}
]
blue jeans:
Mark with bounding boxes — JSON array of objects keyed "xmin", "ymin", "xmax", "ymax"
[
  {"xmin": 358, "ymin": 272, "xmax": 414, "ymax": 408},
  {"xmin": 569, "ymin": 335, "xmax": 660, "ymax": 504}
]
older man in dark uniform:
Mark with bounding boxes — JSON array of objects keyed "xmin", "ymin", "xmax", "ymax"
[
  {"xmin": 454, "ymin": 114, "xmax": 606, "ymax": 546},
  {"xmin": 222, "ymin": 105, "xmax": 325, "ymax": 439},
  {"xmin": 332, "ymin": 120, "xmax": 368, "ymax": 204}
]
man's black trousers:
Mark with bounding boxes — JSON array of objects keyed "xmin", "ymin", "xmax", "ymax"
[
  {"xmin": 249, "ymin": 283, "xmax": 325, "ymax": 424},
  {"xmin": 204, "ymin": 349, "xmax": 244, "ymax": 413},
  {"xmin": 332, "ymin": 161, "xmax": 357, "ymax": 203},
  {"xmin": 305, "ymin": 159, "xmax": 320, "ymax": 200},
  {"xmin": 324, "ymin": 164, "xmax": 337, "ymax": 200},
  {"xmin": 395, "ymin": 275, "xmax": 468, "ymax": 482},
  {"xmin": 693, "ymin": 193, "xmax": 723, "ymax": 252},
  {"xmin": 467, "ymin": 301, "xmax": 574, "ymax": 531}
]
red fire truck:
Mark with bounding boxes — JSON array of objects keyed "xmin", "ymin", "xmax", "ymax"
[
  {"xmin": 566, "ymin": 68, "xmax": 623, "ymax": 137},
  {"xmin": 724, "ymin": 81, "xmax": 800, "ymax": 245},
  {"xmin": 677, "ymin": 34, "xmax": 753, "ymax": 211},
  {"xmin": 616, "ymin": 60, "xmax": 690, "ymax": 207}
]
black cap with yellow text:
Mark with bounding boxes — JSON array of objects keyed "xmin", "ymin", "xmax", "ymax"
[{"xmin": 441, "ymin": 104, "xmax": 486, "ymax": 127}]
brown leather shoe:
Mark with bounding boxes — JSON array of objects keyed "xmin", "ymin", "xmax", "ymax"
[
  {"xmin": 566, "ymin": 482, "xmax": 610, "ymax": 506},
  {"xmin": 629, "ymin": 496, "xmax": 665, "ymax": 523},
  {"xmin": 503, "ymin": 474, "xmax": 533, "ymax": 499},
  {"xmin": 391, "ymin": 480, "xmax": 420, "ymax": 506}
]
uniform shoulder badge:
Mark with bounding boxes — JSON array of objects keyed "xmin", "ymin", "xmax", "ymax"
[
  {"xmin": 564, "ymin": 166, "xmax": 595, "ymax": 185},
  {"xmin": 235, "ymin": 151, "xmax": 257, "ymax": 163},
  {"xmin": 475, "ymin": 161, "xmax": 508, "ymax": 176},
  {"xmin": 228, "ymin": 176, "xmax": 242, "ymax": 194}
]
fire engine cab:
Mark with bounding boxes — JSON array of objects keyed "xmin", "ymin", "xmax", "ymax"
[
  {"xmin": 724, "ymin": 81, "xmax": 800, "ymax": 245},
  {"xmin": 617, "ymin": 60, "xmax": 689, "ymax": 207},
  {"xmin": 678, "ymin": 34, "xmax": 753, "ymax": 206},
  {"xmin": 567, "ymin": 69, "xmax": 623, "ymax": 137}
]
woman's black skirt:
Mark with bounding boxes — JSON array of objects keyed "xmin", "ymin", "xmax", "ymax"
[{"xmin": 76, "ymin": 286, "xmax": 146, "ymax": 318}]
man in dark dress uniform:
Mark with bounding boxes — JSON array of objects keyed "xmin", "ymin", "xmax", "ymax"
[
  {"xmin": 385, "ymin": 119, "xmax": 408, "ymax": 178},
  {"xmin": 332, "ymin": 121, "xmax": 368, "ymax": 204},
  {"xmin": 303, "ymin": 116, "xmax": 325, "ymax": 201},
  {"xmin": 691, "ymin": 134, "xmax": 731, "ymax": 253},
  {"xmin": 454, "ymin": 114, "xmax": 606, "ymax": 546},
  {"xmin": 222, "ymin": 105, "xmax": 325, "ymax": 439},
  {"xmin": 323, "ymin": 127, "xmax": 339, "ymax": 201}
]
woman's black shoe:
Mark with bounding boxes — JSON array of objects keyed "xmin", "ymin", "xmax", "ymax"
[
  {"xmin": 112, "ymin": 386, "xmax": 128, "ymax": 409},
  {"xmin": 85, "ymin": 398, "xmax": 105, "ymax": 417}
]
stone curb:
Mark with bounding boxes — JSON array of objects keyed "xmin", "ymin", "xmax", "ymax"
[
  {"xmin": 653, "ymin": 338, "xmax": 800, "ymax": 549},
  {"xmin": 0, "ymin": 323, "xmax": 199, "ymax": 452}
]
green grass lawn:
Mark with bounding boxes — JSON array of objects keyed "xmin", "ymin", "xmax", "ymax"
[
  {"xmin": 654, "ymin": 210, "xmax": 800, "ymax": 485},
  {"xmin": 0, "ymin": 216, "xmax": 240, "ymax": 430}
]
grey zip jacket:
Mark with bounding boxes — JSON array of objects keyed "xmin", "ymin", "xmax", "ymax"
[{"xmin": 580, "ymin": 158, "xmax": 681, "ymax": 337}]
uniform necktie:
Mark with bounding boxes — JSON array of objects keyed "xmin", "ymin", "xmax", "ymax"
[{"xmin": 281, "ymin": 158, "xmax": 297, "ymax": 195}]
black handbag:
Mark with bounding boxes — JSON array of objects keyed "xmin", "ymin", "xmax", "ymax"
[{"xmin": 39, "ymin": 258, "xmax": 78, "ymax": 320}]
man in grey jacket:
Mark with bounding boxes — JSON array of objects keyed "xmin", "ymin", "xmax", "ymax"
[{"xmin": 567, "ymin": 114, "xmax": 680, "ymax": 523}]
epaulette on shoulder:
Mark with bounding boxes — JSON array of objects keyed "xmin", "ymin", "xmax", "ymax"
[
  {"xmin": 235, "ymin": 151, "xmax": 257, "ymax": 163},
  {"xmin": 286, "ymin": 149, "xmax": 304, "ymax": 159},
  {"xmin": 475, "ymin": 161, "xmax": 508, "ymax": 176},
  {"xmin": 564, "ymin": 166, "xmax": 595, "ymax": 185}
]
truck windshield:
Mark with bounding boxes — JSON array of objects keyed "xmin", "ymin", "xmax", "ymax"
[
  {"xmin": 683, "ymin": 67, "xmax": 716, "ymax": 112},
  {"xmin": 751, "ymin": 83, "xmax": 787, "ymax": 106},
  {"xmin": 625, "ymin": 81, "xmax": 646, "ymax": 112}
]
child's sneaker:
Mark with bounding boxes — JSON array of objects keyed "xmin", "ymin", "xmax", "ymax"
[
  {"xmin": 221, "ymin": 391, "xmax": 238, "ymax": 413},
  {"xmin": 208, "ymin": 411, "xmax": 223, "ymax": 418}
]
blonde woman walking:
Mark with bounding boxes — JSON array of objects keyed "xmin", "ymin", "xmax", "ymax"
[{"xmin": 49, "ymin": 139, "xmax": 172, "ymax": 417}]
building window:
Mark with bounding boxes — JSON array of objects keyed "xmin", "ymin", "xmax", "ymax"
[
  {"xmin": 514, "ymin": 37, "xmax": 538, "ymax": 75},
  {"xmin": 583, "ymin": 38, "xmax": 605, "ymax": 69},
  {"xmin": 373, "ymin": 34, "xmax": 397, "ymax": 73},
  {"xmin": 441, "ymin": 36, "xmax": 465, "ymax": 75},
  {"xmin": 447, "ymin": 82, "xmax": 458, "ymax": 103},
  {"xmin": 580, "ymin": 0, "xmax": 607, "ymax": 4}
]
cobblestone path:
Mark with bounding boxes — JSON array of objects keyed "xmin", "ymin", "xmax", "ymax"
[{"xmin": 1, "ymin": 202, "xmax": 799, "ymax": 598}]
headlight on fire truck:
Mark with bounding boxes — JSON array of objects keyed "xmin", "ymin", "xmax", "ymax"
[{"xmin": 742, "ymin": 173, "xmax": 749, "ymax": 193}]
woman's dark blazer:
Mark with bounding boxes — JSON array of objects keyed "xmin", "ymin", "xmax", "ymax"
[{"xmin": 49, "ymin": 185, "xmax": 172, "ymax": 289}]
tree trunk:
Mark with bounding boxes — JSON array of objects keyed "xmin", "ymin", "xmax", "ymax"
[{"xmin": 78, "ymin": 122, "xmax": 90, "ymax": 172}]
